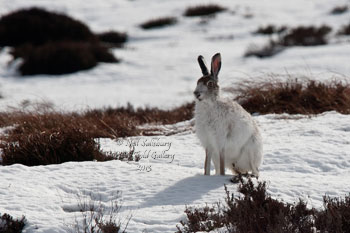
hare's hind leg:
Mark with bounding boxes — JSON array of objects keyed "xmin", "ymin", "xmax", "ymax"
[
  {"xmin": 204, "ymin": 148, "xmax": 211, "ymax": 175},
  {"xmin": 220, "ymin": 150, "xmax": 225, "ymax": 175}
]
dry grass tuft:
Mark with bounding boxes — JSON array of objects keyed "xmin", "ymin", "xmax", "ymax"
[
  {"xmin": 246, "ymin": 25, "xmax": 332, "ymax": 58},
  {"xmin": 233, "ymin": 79, "xmax": 350, "ymax": 115},
  {"xmin": 254, "ymin": 25, "xmax": 287, "ymax": 35},
  {"xmin": 184, "ymin": 4, "xmax": 226, "ymax": 17},
  {"xmin": 0, "ymin": 7, "xmax": 95, "ymax": 47},
  {"xmin": 97, "ymin": 31, "xmax": 128, "ymax": 47},
  {"xmin": 244, "ymin": 41, "xmax": 285, "ymax": 58},
  {"xmin": 0, "ymin": 213, "xmax": 26, "ymax": 232},
  {"xmin": 280, "ymin": 25, "xmax": 331, "ymax": 46},
  {"xmin": 0, "ymin": 103, "xmax": 194, "ymax": 166},
  {"xmin": 338, "ymin": 23, "xmax": 350, "ymax": 35},
  {"xmin": 12, "ymin": 42, "xmax": 117, "ymax": 75},
  {"xmin": 72, "ymin": 192, "xmax": 130, "ymax": 233},
  {"xmin": 330, "ymin": 5, "xmax": 348, "ymax": 15},
  {"xmin": 177, "ymin": 177, "xmax": 350, "ymax": 233},
  {"xmin": 140, "ymin": 17, "xmax": 177, "ymax": 29},
  {"xmin": 0, "ymin": 7, "xmax": 120, "ymax": 76}
]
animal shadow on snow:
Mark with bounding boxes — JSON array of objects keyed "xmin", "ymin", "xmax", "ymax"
[{"xmin": 140, "ymin": 174, "xmax": 228, "ymax": 208}]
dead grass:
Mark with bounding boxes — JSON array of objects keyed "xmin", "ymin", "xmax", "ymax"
[
  {"xmin": 280, "ymin": 25, "xmax": 331, "ymax": 46},
  {"xmin": 338, "ymin": 23, "xmax": 350, "ymax": 35},
  {"xmin": 233, "ymin": 79, "xmax": 350, "ymax": 114},
  {"xmin": 0, "ymin": 7, "xmax": 96, "ymax": 47},
  {"xmin": 177, "ymin": 177, "xmax": 350, "ymax": 233},
  {"xmin": 97, "ymin": 31, "xmax": 128, "ymax": 47},
  {"xmin": 244, "ymin": 41, "xmax": 285, "ymax": 58},
  {"xmin": 254, "ymin": 25, "xmax": 287, "ymax": 35},
  {"xmin": 184, "ymin": 4, "xmax": 227, "ymax": 17},
  {"xmin": 71, "ymin": 192, "xmax": 130, "ymax": 233},
  {"xmin": 246, "ymin": 25, "xmax": 332, "ymax": 58},
  {"xmin": 140, "ymin": 17, "xmax": 177, "ymax": 30},
  {"xmin": 0, "ymin": 7, "xmax": 119, "ymax": 76},
  {"xmin": 12, "ymin": 42, "xmax": 117, "ymax": 75},
  {"xmin": 0, "ymin": 103, "xmax": 194, "ymax": 166},
  {"xmin": 0, "ymin": 213, "xmax": 26, "ymax": 232},
  {"xmin": 330, "ymin": 5, "xmax": 348, "ymax": 15}
]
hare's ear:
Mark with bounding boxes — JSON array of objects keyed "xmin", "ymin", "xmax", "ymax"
[
  {"xmin": 211, "ymin": 53, "xmax": 221, "ymax": 80},
  {"xmin": 198, "ymin": 55, "xmax": 209, "ymax": 76}
]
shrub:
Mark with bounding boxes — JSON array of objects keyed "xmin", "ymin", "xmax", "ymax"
[
  {"xmin": 246, "ymin": 25, "xmax": 332, "ymax": 58},
  {"xmin": 254, "ymin": 25, "xmax": 287, "ymax": 35},
  {"xmin": 330, "ymin": 5, "xmax": 348, "ymax": 15},
  {"xmin": 97, "ymin": 31, "xmax": 128, "ymax": 47},
  {"xmin": 12, "ymin": 42, "xmax": 117, "ymax": 75},
  {"xmin": 0, "ymin": 213, "xmax": 26, "ymax": 233},
  {"xmin": 177, "ymin": 178, "xmax": 316, "ymax": 233},
  {"xmin": 72, "ymin": 193, "xmax": 130, "ymax": 233},
  {"xmin": 0, "ymin": 127, "xmax": 106, "ymax": 166},
  {"xmin": 280, "ymin": 25, "xmax": 332, "ymax": 46},
  {"xmin": 244, "ymin": 41, "xmax": 285, "ymax": 58},
  {"xmin": 315, "ymin": 195, "xmax": 350, "ymax": 232},
  {"xmin": 177, "ymin": 178, "xmax": 350, "ymax": 233},
  {"xmin": 0, "ymin": 7, "xmax": 96, "ymax": 47},
  {"xmin": 233, "ymin": 79, "xmax": 350, "ymax": 115},
  {"xmin": 0, "ymin": 102, "xmax": 194, "ymax": 166},
  {"xmin": 184, "ymin": 4, "xmax": 226, "ymax": 17},
  {"xmin": 0, "ymin": 7, "xmax": 120, "ymax": 75},
  {"xmin": 140, "ymin": 17, "xmax": 177, "ymax": 30},
  {"xmin": 338, "ymin": 23, "xmax": 350, "ymax": 35}
]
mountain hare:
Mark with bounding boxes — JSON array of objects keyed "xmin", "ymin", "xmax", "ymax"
[{"xmin": 194, "ymin": 53, "xmax": 263, "ymax": 180}]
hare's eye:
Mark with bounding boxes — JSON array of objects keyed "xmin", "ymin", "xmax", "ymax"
[{"xmin": 207, "ymin": 81, "xmax": 214, "ymax": 88}]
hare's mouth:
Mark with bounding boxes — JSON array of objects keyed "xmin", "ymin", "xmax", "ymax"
[{"xmin": 194, "ymin": 91, "xmax": 202, "ymax": 100}]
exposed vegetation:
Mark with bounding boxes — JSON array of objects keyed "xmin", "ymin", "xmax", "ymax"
[
  {"xmin": 0, "ymin": 7, "xmax": 121, "ymax": 75},
  {"xmin": 140, "ymin": 17, "xmax": 177, "ymax": 30},
  {"xmin": 177, "ymin": 178, "xmax": 350, "ymax": 233},
  {"xmin": 0, "ymin": 213, "xmax": 26, "ymax": 233},
  {"xmin": 12, "ymin": 42, "xmax": 117, "ymax": 75},
  {"xmin": 233, "ymin": 79, "xmax": 350, "ymax": 115},
  {"xmin": 0, "ymin": 102, "xmax": 194, "ymax": 166},
  {"xmin": 97, "ymin": 31, "xmax": 128, "ymax": 47},
  {"xmin": 184, "ymin": 4, "xmax": 227, "ymax": 17},
  {"xmin": 72, "ymin": 193, "xmax": 130, "ymax": 233},
  {"xmin": 338, "ymin": 23, "xmax": 350, "ymax": 35},
  {"xmin": 0, "ymin": 7, "xmax": 95, "ymax": 47},
  {"xmin": 280, "ymin": 25, "xmax": 331, "ymax": 46},
  {"xmin": 246, "ymin": 25, "xmax": 332, "ymax": 58},
  {"xmin": 254, "ymin": 25, "xmax": 287, "ymax": 35},
  {"xmin": 244, "ymin": 41, "xmax": 285, "ymax": 58},
  {"xmin": 330, "ymin": 5, "xmax": 348, "ymax": 15}
]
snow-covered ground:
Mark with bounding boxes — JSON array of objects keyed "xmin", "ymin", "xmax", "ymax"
[{"xmin": 0, "ymin": 0, "xmax": 350, "ymax": 232}]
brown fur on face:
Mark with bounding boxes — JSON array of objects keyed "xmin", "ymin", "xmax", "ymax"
[{"xmin": 197, "ymin": 75, "xmax": 219, "ymax": 90}]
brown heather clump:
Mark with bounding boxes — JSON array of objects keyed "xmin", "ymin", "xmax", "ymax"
[
  {"xmin": 97, "ymin": 31, "xmax": 128, "ymax": 47},
  {"xmin": 140, "ymin": 17, "xmax": 177, "ymax": 30},
  {"xmin": 184, "ymin": 4, "xmax": 227, "ymax": 17},
  {"xmin": 12, "ymin": 42, "xmax": 117, "ymax": 75},
  {"xmin": 0, "ymin": 7, "xmax": 96, "ymax": 47},
  {"xmin": 0, "ymin": 213, "xmax": 26, "ymax": 232},
  {"xmin": 246, "ymin": 25, "xmax": 332, "ymax": 58},
  {"xmin": 330, "ymin": 5, "xmax": 348, "ymax": 15},
  {"xmin": 177, "ymin": 178, "xmax": 350, "ymax": 233},
  {"xmin": 338, "ymin": 23, "xmax": 350, "ymax": 35},
  {"xmin": 0, "ymin": 7, "xmax": 121, "ymax": 76},
  {"xmin": 233, "ymin": 79, "xmax": 350, "ymax": 115},
  {"xmin": 0, "ymin": 103, "xmax": 194, "ymax": 166}
]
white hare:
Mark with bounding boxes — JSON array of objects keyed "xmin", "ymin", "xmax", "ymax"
[{"xmin": 194, "ymin": 53, "xmax": 263, "ymax": 180}]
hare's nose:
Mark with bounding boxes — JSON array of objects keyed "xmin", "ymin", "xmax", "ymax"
[{"xmin": 194, "ymin": 91, "xmax": 200, "ymax": 99}]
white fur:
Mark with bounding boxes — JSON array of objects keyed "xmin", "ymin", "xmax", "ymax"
[{"xmin": 194, "ymin": 55, "xmax": 263, "ymax": 176}]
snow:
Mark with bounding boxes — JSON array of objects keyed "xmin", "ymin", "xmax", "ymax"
[{"xmin": 0, "ymin": 0, "xmax": 350, "ymax": 232}]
